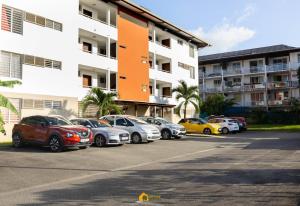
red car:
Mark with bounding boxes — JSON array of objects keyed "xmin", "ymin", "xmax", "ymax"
[
  {"xmin": 230, "ymin": 116, "xmax": 247, "ymax": 131},
  {"xmin": 12, "ymin": 115, "xmax": 93, "ymax": 152}
]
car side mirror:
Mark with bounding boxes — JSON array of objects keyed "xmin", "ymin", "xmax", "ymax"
[{"xmin": 86, "ymin": 125, "xmax": 92, "ymax": 128}]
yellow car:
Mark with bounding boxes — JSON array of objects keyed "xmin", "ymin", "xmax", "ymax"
[{"xmin": 178, "ymin": 118, "xmax": 222, "ymax": 135}]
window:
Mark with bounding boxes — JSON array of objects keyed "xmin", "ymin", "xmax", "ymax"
[
  {"xmin": 298, "ymin": 54, "xmax": 300, "ymax": 63},
  {"xmin": 116, "ymin": 118, "xmax": 127, "ymax": 126},
  {"xmin": 177, "ymin": 39, "xmax": 183, "ymax": 45},
  {"xmin": 35, "ymin": 16, "xmax": 45, "ymax": 26},
  {"xmin": 34, "ymin": 100, "xmax": 44, "ymax": 109},
  {"xmin": 189, "ymin": 45, "xmax": 195, "ymax": 58},
  {"xmin": 24, "ymin": 11, "xmax": 62, "ymax": 31},
  {"xmin": 213, "ymin": 64, "xmax": 222, "ymax": 73},
  {"xmin": 214, "ymin": 80, "xmax": 221, "ymax": 85},
  {"xmin": 82, "ymin": 75, "xmax": 92, "ymax": 87},
  {"xmin": 232, "ymin": 62, "xmax": 241, "ymax": 69},
  {"xmin": 83, "ymin": 42, "xmax": 92, "ymax": 53},
  {"xmin": 251, "ymin": 93, "xmax": 264, "ymax": 101},
  {"xmin": 83, "ymin": 9, "xmax": 93, "ymax": 18},
  {"xmin": 1, "ymin": 5, "xmax": 23, "ymax": 35},
  {"xmin": 1, "ymin": 98, "xmax": 20, "ymax": 123},
  {"xmin": 23, "ymin": 99, "xmax": 34, "ymax": 109},
  {"xmin": 162, "ymin": 87, "xmax": 171, "ymax": 97},
  {"xmin": 44, "ymin": 100, "xmax": 53, "ymax": 108},
  {"xmin": 53, "ymin": 101, "xmax": 62, "ymax": 109},
  {"xmin": 102, "ymin": 117, "xmax": 114, "ymax": 125},
  {"xmin": 23, "ymin": 54, "xmax": 61, "ymax": 69},
  {"xmin": 190, "ymin": 66, "xmax": 195, "ymax": 79},
  {"xmin": 0, "ymin": 51, "xmax": 22, "ymax": 79}
]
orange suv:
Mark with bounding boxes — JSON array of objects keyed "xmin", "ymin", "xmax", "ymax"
[{"xmin": 12, "ymin": 115, "xmax": 93, "ymax": 152}]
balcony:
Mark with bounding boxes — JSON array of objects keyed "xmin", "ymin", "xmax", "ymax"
[
  {"xmin": 249, "ymin": 66, "xmax": 265, "ymax": 74},
  {"xmin": 79, "ymin": 0, "xmax": 117, "ymax": 27},
  {"xmin": 155, "ymin": 54, "xmax": 171, "ymax": 73},
  {"xmin": 243, "ymin": 83, "xmax": 265, "ymax": 91},
  {"xmin": 149, "ymin": 80, "xmax": 174, "ymax": 105},
  {"xmin": 78, "ymin": 65, "xmax": 117, "ymax": 99}
]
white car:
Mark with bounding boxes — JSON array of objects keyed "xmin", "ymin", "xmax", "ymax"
[{"xmin": 208, "ymin": 118, "xmax": 239, "ymax": 134}]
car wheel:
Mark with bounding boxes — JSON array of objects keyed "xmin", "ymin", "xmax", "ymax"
[
  {"xmin": 12, "ymin": 132, "xmax": 23, "ymax": 148},
  {"xmin": 222, "ymin": 127, "xmax": 229, "ymax": 134},
  {"xmin": 161, "ymin": 129, "xmax": 171, "ymax": 140},
  {"xmin": 131, "ymin": 133, "xmax": 141, "ymax": 144},
  {"xmin": 203, "ymin": 128, "xmax": 212, "ymax": 135},
  {"xmin": 49, "ymin": 135, "xmax": 63, "ymax": 152},
  {"xmin": 95, "ymin": 135, "xmax": 106, "ymax": 147}
]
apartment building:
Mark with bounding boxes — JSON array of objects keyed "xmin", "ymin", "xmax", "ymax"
[
  {"xmin": 0, "ymin": 0, "xmax": 208, "ymax": 139},
  {"xmin": 199, "ymin": 45, "xmax": 300, "ymax": 110}
]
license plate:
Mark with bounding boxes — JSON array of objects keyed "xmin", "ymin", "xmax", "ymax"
[
  {"xmin": 121, "ymin": 137, "xmax": 128, "ymax": 141},
  {"xmin": 80, "ymin": 139, "xmax": 89, "ymax": 143}
]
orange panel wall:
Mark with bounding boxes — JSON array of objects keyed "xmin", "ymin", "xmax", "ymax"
[{"xmin": 117, "ymin": 12, "xmax": 149, "ymax": 102}]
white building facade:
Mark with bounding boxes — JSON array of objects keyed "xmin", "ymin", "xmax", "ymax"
[
  {"xmin": 199, "ymin": 45, "xmax": 300, "ymax": 110},
  {"xmin": 0, "ymin": 0, "xmax": 207, "ymax": 141}
]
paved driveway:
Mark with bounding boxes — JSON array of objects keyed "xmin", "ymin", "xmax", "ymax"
[{"xmin": 0, "ymin": 131, "xmax": 299, "ymax": 206}]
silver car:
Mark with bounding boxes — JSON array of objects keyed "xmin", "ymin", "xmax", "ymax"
[
  {"xmin": 70, "ymin": 118, "xmax": 130, "ymax": 147},
  {"xmin": 100, "ymin": 115, "xmax": 161, "ymax": 144},
  {"xmin": 139, "ymin": 116, "xmax": 186, "ymax": 139}
]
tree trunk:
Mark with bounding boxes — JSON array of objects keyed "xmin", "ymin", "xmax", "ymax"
[{"xmin": 184, "ymin": 102, "xmax": 188, "ymax": 119}]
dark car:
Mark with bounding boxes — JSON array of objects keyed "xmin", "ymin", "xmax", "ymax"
[{"xmin": 12, "ymin": 115, "xmax": 93, "ymax": 152}]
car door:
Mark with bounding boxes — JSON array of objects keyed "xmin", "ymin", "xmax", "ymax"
[
  {"xmin": 19, "ymin": 117, "xmax": 34, "ymax": 141},
  {"xmin": 32, "ymin": 117, "xmax": 49, "ymax": 144},
  {"xmin": 190, "ymin": 119, "xmax": 205, "ymax": 133},
  {"xmin": 181, "ymin": 119, "xmax": 192, "ymax": 132}
]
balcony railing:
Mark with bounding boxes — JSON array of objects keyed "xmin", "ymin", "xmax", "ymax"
[
  {"xmin": 205, "ymin": 87, "xmax": 223, "ymax": 93},
  {"xmin": 267, "ymin": 81, "xmax": 299, "ymax": 89},
  {"xmin": 268, "ymin": 100, "xmax": 290, "ymax": 106},
  {"xmin": 244, "ymin": 101, "xmax": 265, "ymax": 107},
  {"xmin": 243, "ymin": 83, "xmax": 265, "ymax": 91},
  {"xmin": 223, "ymin": 68, "xmax": 242, "ymax": 76},
  {"xmin": 79, "ymin": 12, "xmax": 108, "ymax": 25},
  {"xmin": 224, "ymin": 85, "xmax": 242, "ymax": 92},
  {"xmin": 267, "ymin": 63, "xmax": 288, "ymax": 72},
  {"xmin": 249, "ymin": 66, "xmax": 265, "ymax": 74},
  {"xmin": 205, "ymin": 72, "xmax": 222, "ymax": 78}
]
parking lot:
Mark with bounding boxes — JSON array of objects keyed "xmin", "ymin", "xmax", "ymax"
[{"xmin": 0, "ymin": 131, "xmax": 300, "ymax": 206}]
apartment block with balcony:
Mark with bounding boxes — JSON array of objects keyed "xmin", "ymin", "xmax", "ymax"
[
  {"xmin": 0, "ymin": 0, "xmax": 208, "ymax": 140},
  {"xmin": 199, "ymin": 45, "xmax": 300, "ymax": 111}
]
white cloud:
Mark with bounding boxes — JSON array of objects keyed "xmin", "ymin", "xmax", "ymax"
[{"xmin": 191, "ymin": 4, "xmax": 256, "ymax": 55}]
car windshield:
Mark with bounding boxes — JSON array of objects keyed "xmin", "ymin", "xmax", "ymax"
[
  {"xmin": 89, "ymin": 120, "xmax": 111, "ymax": 128},
  {"xmin": 199, "ymin": 118, "xmax": 208, "ymax": 124},
  {"xmin": 127, "ymin": 116, "xmax": 147, "ymax": 125},
  {"xmin": 46, "ymin": 117, "xmax": 72, "ymax": 126}
]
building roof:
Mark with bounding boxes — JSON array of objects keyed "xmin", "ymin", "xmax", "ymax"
[
  {"xmin": 199, "ymin": 44, "xmax": 300, "ymax": 64},
  {"xmin": 110, "ymin": 0, "xmax": 209, "ymax": 48}
]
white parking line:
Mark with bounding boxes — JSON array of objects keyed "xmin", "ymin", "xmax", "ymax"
[
  {"xmin": 0, "ymin": 147, "xmax": 217, "ymax": 197},
  {"xmin": 186, "ymin": 134, "xmax": 227, "ymax": 138}
]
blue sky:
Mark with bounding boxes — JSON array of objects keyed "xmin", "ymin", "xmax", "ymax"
[{"xmin": 132, "ymin": 0, "xmax": 300, "ymax": 55}]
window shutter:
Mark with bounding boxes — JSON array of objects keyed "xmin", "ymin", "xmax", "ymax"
[
  {"xmin": 10, "ymin": 53, "xmax": 22, "ymax": 78},
  {"xmin": 53, "ymin": 22, "xmax": 62, "ymax": 31},
  {"xmin": 35, "ymin": 16, "xmax": 45, "ymax": 26},
  {"xmin": 44, "ymin": 59, "xmax": 53, "ymax": 68},
  {"xmin": 25, "ymin": 12, "xmax": 35, "ymax": 23},
  {"xmin": 1, "ymin": 5, "xmax": 12, "ymax": 31},
  {"xmin": 24, "ymin": 55, "xmax": 34, "ymax": 65},
  {"xmin": 0, "ymin": 51, "xmax": 11, "ymax": 77},
  {"xmin": 23, "ymin": 99, "xmax": 34, "ymax": 109},
  {"xmin": 53, "ymin": 101, "xmax": 62, "ymax": 109},
  {"xmin": 44, "ymin": 100, "xmax": 53, "ymax": 108},
  {"xmin": 45, "ymin": 19, "xmax": 53, "ymax": 29},
  {"xmin": 53, "ymin": 61, "xmax": 61, "ymax": 69},
  {"xmin": 35, "ymin": 57, "xmax": 45, "ymax": 67},
  {"xmin": 34, "ymin": 100, "xmax": 44, "ymax": 109},
  {"xmin": 12, "ymin": 8, "xmax": 23, "ymax": 34}
]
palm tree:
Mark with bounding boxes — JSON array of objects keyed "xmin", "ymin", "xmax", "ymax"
[
  {"xmin": 81, "ymin": 87, "xmax": 122, "ymax": 118},
  {"xmin": 0, "ymin": 80, "xmax": 21, "ymax": 134},
  {"xmin": 172, "ymin": 80, "xmax": 200, "ymax": 119}
]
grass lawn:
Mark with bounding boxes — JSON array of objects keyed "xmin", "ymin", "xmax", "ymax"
[
  {"xmin": 248, "ymin": 124, "xmax": 300, "ymax": 132},
  {"xmin": 0, "ymin": 142, "xmax": 12, "ymax": 147}
]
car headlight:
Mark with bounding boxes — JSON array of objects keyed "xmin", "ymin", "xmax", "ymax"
[{"xmin": 66, "ymin": 132, "xmax": 74, "ymax": 138}]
